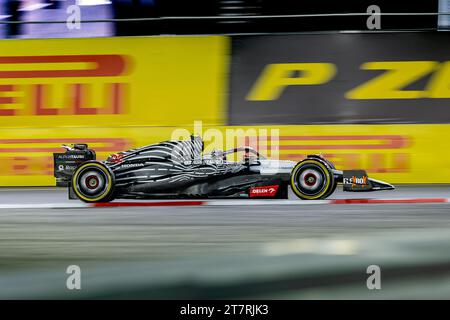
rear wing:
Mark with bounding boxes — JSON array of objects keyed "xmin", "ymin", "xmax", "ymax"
[{"xmin": 53, "ymin": 144, "xmax": 96, "ymax": 187}]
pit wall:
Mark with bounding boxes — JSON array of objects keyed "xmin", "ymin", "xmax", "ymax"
[{"xmin": 0, "ymin": 34, "xmax": 449, "ymax": 186}]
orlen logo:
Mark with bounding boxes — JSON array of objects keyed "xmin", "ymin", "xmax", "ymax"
[
  {"xmin": 249, "ymin": 185, "xmax": 279, "ymax": 197},
  {"xmin": 0, "ymin": 55, "xmax": 130, "ymax": 116},
  {"xmin": 343, "ymin": 176, "xmax": 368, "ymax": 187}
]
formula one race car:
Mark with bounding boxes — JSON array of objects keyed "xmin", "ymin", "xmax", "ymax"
[{"xmin": 53, "ymin": 136, "xmax": 394, "ymax": 203}]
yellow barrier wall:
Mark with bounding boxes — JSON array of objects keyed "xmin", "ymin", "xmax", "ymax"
[
  {"xmin": 0, "ymin": 36, "xmax": 228, "ymax": 127},
  {"xmin": 1, "ymin": 124, "xmax": 449, "ymax": 186}
]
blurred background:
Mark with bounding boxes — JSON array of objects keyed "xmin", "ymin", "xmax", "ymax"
[
  {"xmin": 0, "ymin": 0, "xmax": 450, "ymax": 300},
  {"xmin": 0, "ymin": 0, "xmax": 446, "ymax": 38}
]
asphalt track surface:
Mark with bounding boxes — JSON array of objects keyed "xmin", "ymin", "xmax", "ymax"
[{"xmin": 1, "ymin": 185, "xmax": 450, "ymax": 299}]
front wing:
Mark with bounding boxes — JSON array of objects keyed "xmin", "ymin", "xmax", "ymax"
[{"xmin": 334, "ymin": 169, "xmax": 395, "ymax": 192}]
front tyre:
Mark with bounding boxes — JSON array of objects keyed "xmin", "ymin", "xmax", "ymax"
[
  {"xmin": 290, "ymin": 159, "xmax": 334, "ymax": 200},
  {"xmin": 71, "ymin": 161, "xmax": 115, "ymax": 203}
]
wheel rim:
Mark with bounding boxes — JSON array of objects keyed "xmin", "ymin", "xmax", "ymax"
[
  {"xmin": 76, "ymin": 167, "xmax": 109, "ymax": 199},
  {"xmin": 294, "ymin": 164, "xmax": 327, "ymax": 196},
  {"xmin": 300, "ymin": 170, "xmax": 323, "ymax": 190},
  {"xmin": 85, "ymin": 175, "xmax": 100, "ymax": 190}
]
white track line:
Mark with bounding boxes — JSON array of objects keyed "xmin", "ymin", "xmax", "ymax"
[
  {"xmin": 0, "ymin": 203, "xmax": 88, "ymax": 209},
  {"xmin": 0, "ymin": 198, "xmax": 448, "ymax": 209}
]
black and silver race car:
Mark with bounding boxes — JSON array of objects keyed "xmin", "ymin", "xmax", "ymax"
[{"xmin": 53, "ymin": 135, "xmax": 394, "ymax": 203}]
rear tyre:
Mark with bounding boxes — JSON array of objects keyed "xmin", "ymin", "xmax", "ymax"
[
  {"xmin": 290, "ymin": 159, "xmax": 334, "ymax": 200},
  {"xmin": 71, "ymin": 161, "xmax": 115, "ymax": 203}
]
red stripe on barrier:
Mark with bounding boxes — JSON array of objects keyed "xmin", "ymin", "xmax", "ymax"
[
  {"xmin": 92, "ymin": 201, "xmax": 205, "ymax": 207},
  {"xmin": 331, "ymin": 198, "xmax": 448, "ymax": 205}
]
